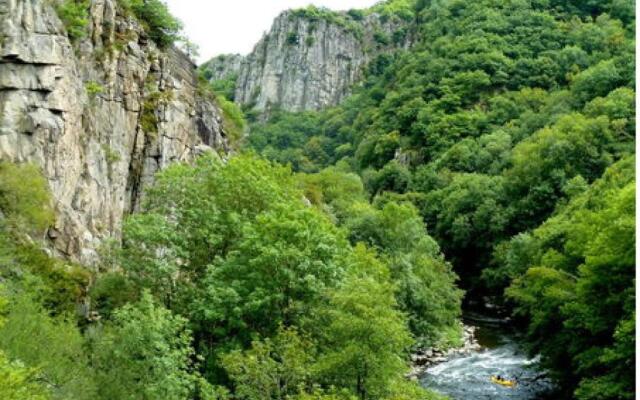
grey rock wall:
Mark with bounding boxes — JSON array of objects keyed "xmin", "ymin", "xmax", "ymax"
[
  {"xmin": 201, "ymin": 53, "xmax": 244, "ymax": 82},
  {"xmin": 0, "ymin": 0, "xmax": 228, "ymax": 263},
  {"xmin": 204, "ymin": 9, "xmax": 413, "ymax": 113}
]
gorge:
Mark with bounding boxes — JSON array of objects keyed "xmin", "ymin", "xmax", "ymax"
[{"xmin": 0, "ymin": 1, "xmax": 635, "ymax": 400}]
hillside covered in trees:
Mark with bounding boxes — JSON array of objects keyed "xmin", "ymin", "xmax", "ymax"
[
  {"xmin": 244, "ymin": 0, "xmax": 636, "ymax": 398},
  {"xmin": 0, "ymin": 0, "xmax": 635, "ymax": 400}
]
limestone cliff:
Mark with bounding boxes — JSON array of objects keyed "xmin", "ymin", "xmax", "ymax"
[
  {"xmin": 0, "ymin": 0, "xmax": 229, "ymax": 263},
  {"xmin": 201, "ymin": 53, "xmax": 243, "ymax": 84},
  {"xmin": 204, "ymin": 8, "xmax": 413, "ymax": 113}
]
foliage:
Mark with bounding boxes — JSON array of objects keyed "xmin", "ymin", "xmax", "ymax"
[
  {"xmin": 0, "ymin": 352, "xmax": 50, "ymax": 400},
  {"xmin": 102, "ymin": 144, "xmax": 121, "ymax": 164},
  {"xmin": 196, "ymin": 71, "xmax": 247, "ymax": 146},
  {"xmin": 85, "ymin": 81, "xmax": 105, "ymax": 99},
  {"xmin": 373, "ymin": 31, "xmax": 391, "ymax": 46},
  {"xmin": 248, "ymin": 0, "xmax": 635, "ymax": 299},
  {"xmin": 505, "ymin": 157, "xmax": 635, "ymax": 398},
  {"xmin": 208, "ymin": 73, "xmax": 239, "ymax": 101},
  {"xmin": 54, "ymin": 0, "xmax": 90, "ymax": 41},
  {"xmin": 114, "ymin": 155, "xmax": 347, "ymax": 379},
  {"xmin": 2, "ymin": 0, "xmax": 636, "ymax": 398},
  {"xmin": 222, "ymin": 327, "xmax": 314, "ymax": 400},
  {"xmin": 216, "ymin": 93, "xmax": 247, "ymax": 144},
  {"xmin": 120, "ymin": 0, "xmax": 183, "ymax": 48},
  {"xmin": 109, "ymin": 154, "xmax": 454, "ymax": 398},
  {"xmin": 311, "ymin": 245, "xmax": 412, "ymax": 400},
  {"xmin": 344, "ymin": 202, "xmax": 462, "ymax": 346},
  {"xmin": 90, "ymin": 291, "xmax": 207, "ymax": 400},
  {"xmin": 245, "ymin": 1, "xmax": 635, "ymax": 397},
  {"xmin": 0, "ymin": 289, "xmax": 96, "ymax": 400},
  {"xmin": 0, "ymin": 163, "xmax": 54, "ymax": 233},
  {"xmin": 286, "ymin": 32, "xmax": 300, "ymax": 45},
  {"xmin": 0, "ymin": 291, "xmax": 50, "ymax": 400},
  {"xmin": 296, "ymin": 167, "xmax": 462, "ymax": 347},
  {"xmin": 370, "ymin": 0, "xmax": 416, "ymax": 21},
  {"xmin": 290, "ymin": 6, "xmax": 364, "ymax": 39}
]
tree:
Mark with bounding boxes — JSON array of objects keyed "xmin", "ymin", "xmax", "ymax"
[
  {"xmin": 116, "ymin": 155, "xmax": 354, "ymax": 383},
  {"xmin": 0, "ymin": 291, "xmax": 50, "ymax": 400},
  {"xmin": 0, "ymin": 162, "xmax": 54, "ymax": 234},
  {"xmin": 194, "ymin": 204, "xmax": 347, "ymax": 344},
  {"xmin": 344, "ymin": 201, "xmax": 462, "ymax": 346},
  {"xmin": 0, "ymin": 290, "xmax": 96, "ymax": 400},
  {"xmin": 0, "ymin": 352, "xmax": 50, "ymax": 400},
  {"xmin": 222, "ymin": 327, "xmax": 314, "ymax": 400},
  {"xmin": 91, "ymin": 291, "xmax": 205, "ymax": 400},
  {"xmin": 506, "ymin": 157, "xmax": 635, "ymax": 398},
  {"xmin": 312, "ymin": 245, "xmax": 412, "ymax": 400}
]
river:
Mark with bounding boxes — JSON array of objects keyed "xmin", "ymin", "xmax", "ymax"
[{"xmin": 420, "ymin": 312, "xmax": 556, "ymax": 399}]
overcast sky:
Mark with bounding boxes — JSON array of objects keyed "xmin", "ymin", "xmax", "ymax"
[{"xmin": 165, "ymin": 0, "xmax": 379, "ymax": 64}]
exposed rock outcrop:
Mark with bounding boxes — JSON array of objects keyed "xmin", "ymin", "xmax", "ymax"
[
  {"xmin": 201, "ymin": 53, "xmax": 244, "ymax": 82},
  {"xmin": 204, "ymin": 9, "xmax": 413, "ymax": 113},
  {"xmin": 0, "ymin": 0, "xmax": 228, "ymax": 263},
  {"xmin": 407, "ymin": 325, "xmax": 482, "ymax": 379}
]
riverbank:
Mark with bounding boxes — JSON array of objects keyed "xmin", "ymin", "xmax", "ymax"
[{"xmin": 408, "ymin": 325, "xmax": 481, "ymax": 379}]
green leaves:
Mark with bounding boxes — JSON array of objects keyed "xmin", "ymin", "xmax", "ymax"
[
  {"xmin": 91, "ymin": 291, "xmax": 206, "ymax": 400},
  {"xmin": 54, "ymin": 0, "xmax": 90, "ymax": 41},
  {"xmin": 0, "ymin": 290, "xmax": 96, "ymax": 400},
  {"xmin": 222, "ymin": 327, "xmax": 314, "ymax": 400},
  {"xmin": 505, "ymin": 157, "xmax": 635, "ymax": 397},
  {"xmin": 120, "ymin": 0, "xmax": 184, "ymax": 48},
  {"xmin": 312, "ymin": 247, "xmax": 411, "ymax": 400},
  {"xmin": 0, "ymin": 163, "xmax": 54, "ymax": 234},
  {"xmin": 198, "ymin": 204, "xmax": 346, "ymax": 340},
  {"xmin": 0, "ymin": 351, "xmax": 50, "ymax": 400}
]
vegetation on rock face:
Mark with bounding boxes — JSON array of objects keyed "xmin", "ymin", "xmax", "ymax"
[
  {"xmin": 55, "ymin": 0, "xmax": 184, "ymax": 48},
  {"xmin": 119, "ymin": 0, "xmax": 184, "ymax": 48},
  {"xmin": 207, "ymin": 73, "xmax": 239, "ymax": 102},
  {"xmin": 290, "ymin": 6, "xmax": 364, "ymax": 39},
  {"xmin": 197, "ymin": 72, "xmax": 247, "ymax": 146},
  {"xmin": 53, "ymin": 0, "xmax": 90, "ymax": 41}
]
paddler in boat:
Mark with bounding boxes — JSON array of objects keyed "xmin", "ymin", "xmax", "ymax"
[{"xmin": 491, "ymin": 374, "xmax": 517, "ymax": 387}]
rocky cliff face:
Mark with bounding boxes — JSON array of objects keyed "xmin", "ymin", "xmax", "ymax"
[
  {"xmin": 0, "ymin": 0, "xmax": 228, "ymax": 263},
  {"xmin": 205, "ymin": 9, "xmax": 413, "ymax": 113},
  {"xmin": 201, "ymin": 53, "xmax": 243, "ymax": 83}
]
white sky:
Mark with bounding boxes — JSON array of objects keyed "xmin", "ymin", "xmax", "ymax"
[{"xmin": 165, "ymin": 0, "xmax": 379, "ymax": 64}]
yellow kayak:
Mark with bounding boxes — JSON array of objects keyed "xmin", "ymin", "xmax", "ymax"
[{"xmin": 491, "ymin": 376, "xmax": 516, "ymax": 387}]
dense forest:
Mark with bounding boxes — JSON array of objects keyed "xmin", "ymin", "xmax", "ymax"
[
  {"xmin": 0, "ymin": 0, "xmax": 635, "ymax": 400},
  {"xmin": 243, "ymin": 0, "xmax": 636, "ymax": 398}
]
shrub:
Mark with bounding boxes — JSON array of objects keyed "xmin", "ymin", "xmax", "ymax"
[
  {"xmin": 347, "ymin": 9, "xmax": 365, "ymax": 20},
  {"xmin": 85, "ymin": 81, "xmax": 104, "ymax": 99},
  {"xmin": 373, "ymin": 31, "xmax": 391, "ymax": 46},
  {"xmin": 102, "ymin": 144, "xmax": 121, "ymax": 165},
  {"xmin": 286, "ymin": 31, "xmax": 300, "ymax": 45},
  {"xmin": 0, "ymin": 163, "xmax": 54, "ymax": 233},
  {"xmin": 215, "ymin": 94, "xmax": 246, "ymax": 145},
  {"xmin": 54, "ymin": 0, "xmax": 90, "ymax": 41},
  {"xmin": 120, "ymin": 0, "xmax": 183, "ymax": 48},
  {"xmin": 208, "ymin": 73, "xmax": 238, "ymax": 101}
]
